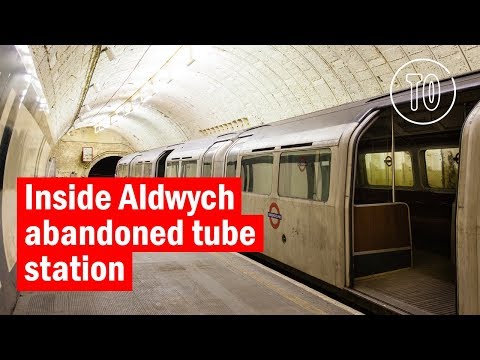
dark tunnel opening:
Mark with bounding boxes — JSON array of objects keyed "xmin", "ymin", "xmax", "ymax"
[{"xmin": 88, "ymin": 156, "xmax": 122, "ymax": 177}]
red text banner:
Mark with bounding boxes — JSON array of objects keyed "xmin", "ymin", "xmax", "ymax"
[{"xmin": 17, "ymin": 177, "xmax": 264, "ymax": 291}]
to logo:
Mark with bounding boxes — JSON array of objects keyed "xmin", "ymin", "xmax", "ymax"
[{"xmin": 389, "ymin": 58, "xmax": 456, "ymax": 126}]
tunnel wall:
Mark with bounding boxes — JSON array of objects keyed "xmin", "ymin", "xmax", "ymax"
[
  {"xmin": 0, "ymin": 46, "xmax": 54, "ymax": 314},
  {"xmin": 52, "ymin": 127, "xmax": 134, "ymax": 177}
]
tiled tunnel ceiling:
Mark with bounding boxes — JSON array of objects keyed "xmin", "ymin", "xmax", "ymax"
[{"xmin": 30, "ymin": 45, "xmax": 480, "ymax": 150}]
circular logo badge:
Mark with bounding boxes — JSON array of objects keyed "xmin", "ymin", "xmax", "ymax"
[
  {"xmin": 267, "ymin": 202, "xmax": 282, "ymax": 229},
  {"xmin": 297, "ymin": 156, "xmax": 307, "ymax": 172},
  {"xmin": 389, "ymin": 58, "xmax": 456, "ymax": 126}
]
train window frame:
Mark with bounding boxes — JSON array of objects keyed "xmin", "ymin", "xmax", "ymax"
[
  {"xmin": 240, "ymin": 153, "xmax": 274, "ymax": 196},
  {"xmin": 277, "ymin": 148, "xmax": 332, "ymax": 202},
  {"xmin": 133, "ymin": 162, "xmax": 143, "ymax": 178},
  {"xmin": 359, "ymin": 150, "xmax": 415, "ymax": 189},
  {"xmin": 421, "ymin": 146, "xmax": 460, "ymax": 192},
  {"xmin": 166, "ymin": 161, "xmax": 180, "ymax": 177},
  {"xmin": 202, "ymin": 162, "xmax": 212, "ymax": 177},
  {"xmin": 181, "ymin": 160, "xmax": 198, "ymax": 177},
  {"xmin": 225, "ymin": 154, "xmax": 239, "ymax": 177},
  {"xmin": 143, "ymin": 162, "xmax": 153, "ymax": 177}
]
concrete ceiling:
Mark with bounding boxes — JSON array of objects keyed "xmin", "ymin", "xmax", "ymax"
[{"xmin": 30, "ymin": 45, "xmax": 480, "ymax": 150}]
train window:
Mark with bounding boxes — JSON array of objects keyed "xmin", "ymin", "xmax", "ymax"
[
  {"xmin": 134, "ymin": 163, "xmax": 143, "ymax": 177},
  {"xmin": 278, "ymin": 149, "xmax": 331, "ymax": 201},
  {"xmin": 226, "ymin": 160, "xmax": 237, "ymax": 177},
  {"xmin": 425, "ymin": 148, "xmax": 459, "ymax": 190},
  {"xmin": 202, "ymin": 162, "xmax": 212, "ymax": 177},
  {"xmin": 143, "ymin": 162, "xmax": 152, "ymax": 177},
  {"xmin": 240, "ymin": 155, "xmax": 273, "ymax": 195},
  {"xmin": 166, "ymin": 161, "xmax": 179, "ymax": 177},
  {"xmin": 181, "ymin": 160, "xmax": 198, "ymax": 177},
  {"xmin": 363, "ymin": 151, "xmax": 414, "ymax": 187}
]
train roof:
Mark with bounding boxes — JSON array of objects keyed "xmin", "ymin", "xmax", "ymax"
[
  {"xmin": 236, "ymin": 71, "xmax": 480, "ymax": 152},
  {"xmin": 131, "ymin": 147, "xmax": 168, "ymax": 163},
  {"xmin": 117, "ymin": 152, "xmax": 141, "ymax": 166},
  {"xmin": 166, "ymin": 132, "xmax": 239, "ymax": 160},
  {"xmin": 238, "ymin": 104, "xmax": 371, "ymax": 152},
  {"xmin": 134, "ymin": 71, "xmax": 480, "ymax": 158},
  {"xmin": 368, "ymin": 69, "xmax": 480, "ymax": 109}
]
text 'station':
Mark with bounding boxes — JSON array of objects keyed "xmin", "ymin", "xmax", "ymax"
[{"xmin": 17, "ymin": 177, "xmax": 264, "ymax": 291}]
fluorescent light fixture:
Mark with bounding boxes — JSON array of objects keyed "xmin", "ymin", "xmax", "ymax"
[
  {"xmin": 155, "ymin": 69, "xmax": 172, "ymax": 84},
  {"xmin": 138, "ymin": 81, "xmax": 155, "ymax": 100},
  {"xmin": 110, "ymin": 114, "xmax": 122, "ymax": 124},
  {"xmin": 94, "ymin": 116, "xmax": 111, "ymax": 133},
  {"xmin": 186, "ymin": 45, "xmax": 195, "ymax": 66},
  {"xmin": 16, "ymin": 45, "xmax": 30, "ymax": 56},
  {"xmin": 94, "ymin": 124, "xmax": 105, "ymax": 134},
  {"xmin": 191, "ymin": 45, "xmax": 212, "ymax": 62},
  {"xmin": 105, "ymin": 47, "xmax": 117, "ymax": 61},
  {"xmin": 123, "ymin": 102, "xmax": 133, "ymax": 115}
]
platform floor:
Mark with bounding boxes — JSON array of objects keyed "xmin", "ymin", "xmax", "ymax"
[{"xmin": 14, "ymin": 252, "xmax": 360, "ymax": 315}]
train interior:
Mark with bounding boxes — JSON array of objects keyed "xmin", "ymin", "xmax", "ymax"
[{"xmin": 352, "ymin": 88, "xmax": 480, "ymax": 314}]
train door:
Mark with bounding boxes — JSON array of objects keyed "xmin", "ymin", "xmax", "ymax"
[
  {"xmin": 266, "ymin": 147, "xmax": 337, "ymax": 285},
  {"xmin": 155, "ymin": 150, "xmax": 174, "ymax": 177},
  {"xmin": 349, "ymin": 89, "xmax": 480, "ymax": 314},
  {"xmin": 201, "ymin": 141, "xmax": 227, "ymax": 177},
  {"xmin": 239, "ymin": 152, "xmax": 276, "ymax": 263},
  {"xmin": 457, "ymin": 101, "xmax": 480, "ymax": 314}
]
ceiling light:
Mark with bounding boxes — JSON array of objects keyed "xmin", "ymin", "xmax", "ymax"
[
  {"xmin": 155, "ymin": 69, "xmax": 172, "ymax": 84},
  {"xmin": 16, "ymin": 45, "xmax": 30, "ymax": 56},
  {"xmin": 94, "ymin": 124, "xmax": 105, "ymax": 134},
  {"xmin": 105, "ymin": 47, "xmax": 117, "ymax": 61},
  {"xmin": 191, "ymin": 45, "xmax": 212, "ymax": 62},
  {"xmin": 110, "ymin": 114, "xmax": 122, "ymax": 125},
  {"xmin": 186, "ymin": 45, "xmax": 195, "ymax": 66},
  {"xmin": 123, "ymin": 102, "xmax": 133, "ymax": 115}
]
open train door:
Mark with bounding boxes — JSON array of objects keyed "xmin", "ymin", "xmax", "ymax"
[{"xmin": 457, "ymin": 102, "xmax": 480, "ymax": 315}]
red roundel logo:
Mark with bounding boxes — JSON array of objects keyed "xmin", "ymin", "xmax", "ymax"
[
  {"xmin": 267, "ymin": 202, "xmax": 282, "ymax": 229},
  {"xmin": 297, "ymin": 156, "xmax": 307, "ymax": 172}
]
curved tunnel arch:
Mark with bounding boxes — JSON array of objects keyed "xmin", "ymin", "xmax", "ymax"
[
  {"xmin": 88, "ymin": 155, "xmax": 122, "ymax": 177},
  {"xmin": 30, "ymin": 45, "xmax": 480, "ymax": 148}
]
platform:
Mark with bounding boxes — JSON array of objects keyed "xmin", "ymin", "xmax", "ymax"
[{"xmin": 13, "ymin": 252, "xmax": 361, "ymax": 315}]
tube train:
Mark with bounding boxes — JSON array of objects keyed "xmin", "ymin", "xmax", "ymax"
[{"xmin": 116, "ymin": 71, "xmax": 480, "ymax": 315}]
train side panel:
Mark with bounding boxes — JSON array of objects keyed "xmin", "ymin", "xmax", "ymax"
[{"xmin": 457, "ymin": 101, "xmax": 480, "ymax": 314}]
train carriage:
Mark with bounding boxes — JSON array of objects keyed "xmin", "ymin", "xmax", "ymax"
[
  {"xmin": 115, "ymin": 152, "xmax": 141, "ymax": 178},
  {"xmin": 116, "ymin": 71, "xmax": 480, "ymax": 315}
]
